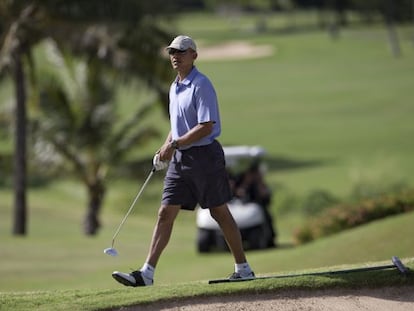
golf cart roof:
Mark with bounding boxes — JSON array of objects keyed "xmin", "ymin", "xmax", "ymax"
[
  {"xmin": 223, "ymin": 145, "xmax": 266, "ymax": 172},
  {"xmin": 223, "ymin": 145, "xmax": 265, "ymax": 159}
]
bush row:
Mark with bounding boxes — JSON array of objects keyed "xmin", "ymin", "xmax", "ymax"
[{"xmin": 294, "ymin": 189, "xmax": 414, "ymax": 244}]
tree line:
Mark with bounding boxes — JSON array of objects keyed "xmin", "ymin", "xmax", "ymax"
[{"xmin": 171, "ymin": 0, "xmax": 413, "ymax": 23}]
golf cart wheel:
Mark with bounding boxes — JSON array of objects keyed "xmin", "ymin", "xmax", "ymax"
[
  {"xmin": 214, "ymin": 232, "xmax": 229, "ymax": 252},
  {"xmin": 246, "ymin": 226, "xmax": 267, "ymax": 250},
  {"xmin": 197, "ymin": 228, "xmax": 214, "ymax": 253}
]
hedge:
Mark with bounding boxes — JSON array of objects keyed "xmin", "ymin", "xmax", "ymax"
[{"xmin": 294, "ymin": 189, "xmax": 414, "ymax": 244}]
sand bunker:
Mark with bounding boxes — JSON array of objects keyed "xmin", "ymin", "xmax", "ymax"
[{"xmin": 198, "ymin": 41, "xmax": 274, "ymax": 61}]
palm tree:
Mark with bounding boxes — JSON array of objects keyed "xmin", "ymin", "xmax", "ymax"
[
  {"xmin": 33, "ymin": 39, "xmax": 161, "ymax": 235},
  {"xmin": 1, "ymin": 1, "xmax": 174, "ymax": 235},
  {"xmin": 0, "ymin": 4, "xmax": 44, "ymax": 235}
]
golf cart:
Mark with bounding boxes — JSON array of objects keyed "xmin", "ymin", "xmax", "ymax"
[{"xmin": 196, "ymin": 146, "xmax": 276, "ymax": 253}]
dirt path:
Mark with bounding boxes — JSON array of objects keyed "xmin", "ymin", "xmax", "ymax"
[{"xmin": 119, "ymin": 286, "xmax": 414, "ymax": 310}]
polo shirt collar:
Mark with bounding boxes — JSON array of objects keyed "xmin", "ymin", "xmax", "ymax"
[{"xmin": 175, "ymin": 66, "xmax": 198, "ymax": 86}]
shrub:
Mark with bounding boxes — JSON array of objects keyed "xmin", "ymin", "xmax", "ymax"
[
  {"xmin": 294, "ymin": 189, "xmax": 414, "ymax": 245},
  {"xmin": 302, "ymin": 189, "xmax": 339, "ymax": 216}
]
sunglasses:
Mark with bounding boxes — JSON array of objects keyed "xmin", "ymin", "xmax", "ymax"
[{"xmin": 168, "ymin": 49, "xmax": 188, "ymax": 55}]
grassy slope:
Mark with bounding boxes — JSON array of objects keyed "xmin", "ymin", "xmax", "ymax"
[
  {"xmin": 1, "ymin": 209, "xmax": 413, "ymax": 310},
  {"xmin": 1, "ymin": 267, "xmax": 414, "ymax": 311},
  {"xmin": 1, "ymin": 178, "xmax": 413, "ymax": 292}
]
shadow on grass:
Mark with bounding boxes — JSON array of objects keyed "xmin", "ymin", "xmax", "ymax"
[
  {"xmin": 265, "ymin": 155, "xmax": 335, "ymax": 172},
  {"xmin": 119, "ymin": 155, "xmax": 335, "ymax": 179}
]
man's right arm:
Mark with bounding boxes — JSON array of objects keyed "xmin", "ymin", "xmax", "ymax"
[{"xmin": 158, "ymin": 131, "xmax": 175, "ymax": 161}]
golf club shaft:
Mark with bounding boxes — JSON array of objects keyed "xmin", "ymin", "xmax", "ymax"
[
  {"xmin": 209, "ymin": 257, "xmax": 407, "ymax": 284},
  {"xmin": 209, "ymin": 265, "xmax": 393, "ymax": 284},
  {"xmin": 111, "ymin": 168, "xmax": 156, "ymax": 248}
]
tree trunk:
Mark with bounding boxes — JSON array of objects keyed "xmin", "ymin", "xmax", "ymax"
[
  {"xmin": 386, "ymin": 23, "xmax": 401, "ymax": 57},
  {"xmin": 83, "ymin": 181, "xmax": 105, "ymax": 235},
  {"xmin": 12, "ymin": 50, "xmax": 28, "ymax": 236},
  {"xmin": 412, "ymin": 0, "xmax": 414, "ymax": 45},
  {"xmin": 385, "ymin": 0, "xmax": 401, "ymax": 58}
]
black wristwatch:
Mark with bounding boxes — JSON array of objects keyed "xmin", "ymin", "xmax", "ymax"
[{"xmin": 170, "ymin": 139, "xmax": 179, "ymax": 149}]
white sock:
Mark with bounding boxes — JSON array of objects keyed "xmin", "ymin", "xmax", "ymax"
[
  {"xmin": 235, "ymin": 262, "xmax": 252, "ymax": 276},
  {"xmin": 140, "ymin": 263, "xmax": 155, "ymax": 281}
]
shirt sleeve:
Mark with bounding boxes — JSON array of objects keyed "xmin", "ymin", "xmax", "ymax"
[{"xmin": 194, "ymin": 77, "xmax": 219, "ymax": 124}]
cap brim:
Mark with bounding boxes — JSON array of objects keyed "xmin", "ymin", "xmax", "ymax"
[{"xmin": 166, "ymin": 45, "xmax": 183, "ymax": 51}]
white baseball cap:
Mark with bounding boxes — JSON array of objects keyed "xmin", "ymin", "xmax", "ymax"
[{"xmin": 166, "ymin": 35, "xmax": 197, "ymax": 52}]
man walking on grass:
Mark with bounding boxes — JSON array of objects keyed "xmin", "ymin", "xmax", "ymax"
[{"xmin": 112, "ymin": 35, "xmax": 254, "ymax": 286}]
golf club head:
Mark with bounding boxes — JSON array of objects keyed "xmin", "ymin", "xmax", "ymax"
[
  {"xmin": 104, "ymin": 247, "xmax": 118, "ymax": 257},
  {"xmin": 392, "ymin": 256, "xmax": 409, "ymax": 275}
]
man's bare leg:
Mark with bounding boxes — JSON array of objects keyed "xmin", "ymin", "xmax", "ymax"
[
  {"xmin": 209, "ymin": 204, "xmax": 247, "ymax": 264},
  {"xmin": 111, "ymin": 204, "xmax": 181, "ymax": 287},
  {"xmin": 145, "ymin": 204, "xmax": 181, "ymax": 268}
]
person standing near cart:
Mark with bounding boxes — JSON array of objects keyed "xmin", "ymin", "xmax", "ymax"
[{"xmin": 112, "ymin": 35, "xmax": 255, "ymax": 286}]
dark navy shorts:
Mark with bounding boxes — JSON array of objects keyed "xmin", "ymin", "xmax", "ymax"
[{"xmin": 161, "ymin": 140, "xmax": 232, "ymax": 210}]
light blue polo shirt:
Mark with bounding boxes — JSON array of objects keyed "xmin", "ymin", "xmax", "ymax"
[{"xmin": 169, "ymin": 66, "xmax": 221, "ymax": 149}]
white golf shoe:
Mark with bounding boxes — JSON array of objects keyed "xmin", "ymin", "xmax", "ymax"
[
  {"xmin": 112, "ymin": 270, "xmax": 153, "ymax": 287},
  {"xmin": 228, "ymin": 271, "xmax": 256, "ymax": 281}
]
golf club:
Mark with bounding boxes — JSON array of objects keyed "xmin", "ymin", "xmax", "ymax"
[
  {"xmin": 104, "ymin": 167, "xmax": 156, "ymax": 257},
  {"xmin": 209, "ymin": 256, "xmax": 410, "ymax": 284}
]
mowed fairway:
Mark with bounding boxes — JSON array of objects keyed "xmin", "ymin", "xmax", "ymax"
[
  {"xmin": 194, "ymin": 27, "xmax": 414, "ymax": 198},
  {"xmin": 1, "ymin": 12, "xmax": 414, "ymax": 295}
]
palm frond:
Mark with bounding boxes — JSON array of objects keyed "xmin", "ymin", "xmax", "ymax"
[
  {"xmin": 108, "ymin": 127, "xmax": 160, "ymax": 164},
  {"xmin": 108, "ymin": 98, "xmax": 156, "ymax": 147},
  {"xmin": 43, "ymin": 39, "xmax": 84, "ymax": 106}
]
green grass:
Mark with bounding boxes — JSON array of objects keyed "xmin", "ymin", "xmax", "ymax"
[
  {"xmin": 1, "ymin": 242, "xmax": 413, "ymax": 311},
  {"xmin": 1, "ymin": 268, "xmax": 413, "ymax": 311},
  {"xmin": 1, "ymin": 12, "xmax": 414, "ymax": 310},
  {"xmin": 3, "ymin": 266, "xmax": 413, "ymax": 311},
  {"xmin": 1, "ymin": 179, "xmax": 414, "ymax": 292},
  {"xmin": 176, "ymin": 16, "xmax": 414, "ymax": 199}
]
